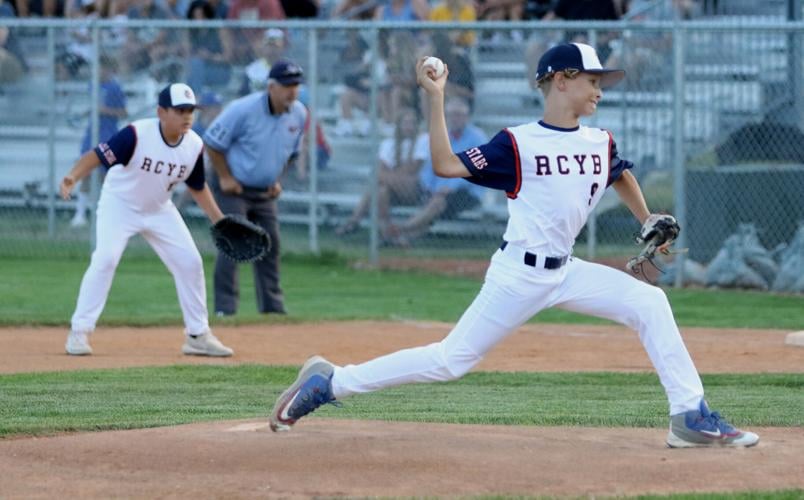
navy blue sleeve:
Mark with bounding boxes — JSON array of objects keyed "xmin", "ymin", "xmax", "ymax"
[
  {"xmin": 607, "ymin": 133, "xmax": 634, "ymax": 187},
  {"xmin": 456, "ymin": 130, "xmax": 520, "ymax": 196},
  {"xmin": 184, "ymin": 149, "xmax": 206, "ymax": 191},
  {"xmin": 94, "ymin": 124, "xmax": 136, "ymax": 168}
]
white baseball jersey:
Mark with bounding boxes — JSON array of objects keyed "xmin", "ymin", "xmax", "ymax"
[
  {"xmin": 457, "ymin": 121, "xmax": 633, "ymax": 256},
  {"xmin": 72, "ymin": 118, "xmax": 212, "ymax": 337},
  {"xmin": 95, "ymin": 118, "xmax": 205, "ymax": 212}
]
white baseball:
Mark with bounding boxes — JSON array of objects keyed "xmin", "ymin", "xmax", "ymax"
[{"xmin": 423, "ymin": 56, "xmax": 445, "ymax": 79}]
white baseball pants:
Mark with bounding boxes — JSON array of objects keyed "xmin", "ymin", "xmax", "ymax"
[
  {"xmin": 332, "ymin": 243, "xmax": 705, "ymax": 415},
  {"xmin": 70, "ymin": 193, "xmax": 210, "ymax": 336}
]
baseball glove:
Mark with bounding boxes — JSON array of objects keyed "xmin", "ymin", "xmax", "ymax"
[
  {"xmin": 210, "ymin": 215, "xmax": 271, "ymax": 263},
  {"xmin": 627, "ymin": 214, "xmax": 681, "ymax": 275}
]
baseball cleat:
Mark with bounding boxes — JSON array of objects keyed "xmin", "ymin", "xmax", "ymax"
[
  {"xmin": 65, "ymin": 330, "xmax": 92, "ymax": 355},
  {"xmin": 666, "ymin": 399, "xmax": 759, "ymax": 448},
  {"xmin": 269, "ymin": 355, "xmax": 338, "ymax": 432},
  {"xmin": 182, "ymin": 331, "xmax": 233, "ymax": 357}
]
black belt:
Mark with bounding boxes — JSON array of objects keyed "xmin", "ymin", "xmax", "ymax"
[{"xmin": 500, "ymin": 241, "xmax": 569, "ymax": 270}]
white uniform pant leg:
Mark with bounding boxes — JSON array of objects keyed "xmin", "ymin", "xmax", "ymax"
[
  {"xmin": 70, "ymin": 195, "xmax": 139, "ymax": 332},
  {"xmin": 551, "ymin": 258, "xmax": 703, "ymax": 415},
  {"xmin": 141, "ymin": 204, "xmax": 209, "ymax": 336},
  {"xmin": 331, "ymin": 249, "xmax": 558, "ymax": 399}
]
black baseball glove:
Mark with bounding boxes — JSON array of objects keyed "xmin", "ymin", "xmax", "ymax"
[
  {"xmin": 210, "ymin": 215, "xmax": 271, "ymax": 263},
  {"xmin": 627, "ymin": 214, "xmax": 681, "ymax": 275}
]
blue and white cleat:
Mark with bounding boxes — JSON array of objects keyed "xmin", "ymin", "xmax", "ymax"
[
  {"xmin": 270, "ymin": 356, "xmax": 339, "ymax": 432},
  {"xmin": 667, "ymin": 399, "xmax": 759, "ymax": 448}
]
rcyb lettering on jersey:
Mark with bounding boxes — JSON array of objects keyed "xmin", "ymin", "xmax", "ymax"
[
  {"xmin": 139, "ymin": 157, "xmax": 188, "ymax": 179},
  {"xmin": 534, "ymin": 154, "xmax": 602, "ymax": 176}
]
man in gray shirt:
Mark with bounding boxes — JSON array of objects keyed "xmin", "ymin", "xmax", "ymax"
[{"xmin": 204, "ymin": 59, "xmax": 307, "ymax": 315}]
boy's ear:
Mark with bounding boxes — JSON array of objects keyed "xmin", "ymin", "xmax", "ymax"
[{"xmin": 552, "ymin": 72, "xmax": 565, "ymax": 90}]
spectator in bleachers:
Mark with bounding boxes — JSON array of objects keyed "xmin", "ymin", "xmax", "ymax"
[
  {"xmin": 240, "ymin": 28, "xmax": 288, "ymax": 95},
  {"xmin": 296, "ymin": 85, "xmax": 332, "ymax": 182},
  {"xmin": 56, "ymin": 0, "xmax": 100, "ymax": 80},
  {"xmin": 121, "ymin": 0, "xmax": 183, "ymax": 79},
  {"xmin": 384, "ymin": 97, "xmax": 487, "ymax": 246},
  {"xmin": 0, "ymin": 30, "xmax": 24, "ymax": 84},
  {"xmin": 105, "ymin": 0, "xmax": 130, "ymax": 16},
  {"xmin": 203, "ymin": 0, "xmax": 226, "ymax": 17},
  {"xmin": 604, "ymin": 0, "xmax": 699, "ymax": 90},
  {"xmin": 164, "ymin": 0, "xmax": 190, "ymax": 17},
  {"xmin": 226, "ymin": 0, "xmax": 285, "ymax": 65},
  {"xmin": 63, "ymin": 0, "xmax": 107, "ymax": 17},
  {"xmin": 332, "ymin": 31, "xmax": 387, "ymax": 137},
  {"xmin": 70, "ymin": 54, "xmax": 127, "ymax": 227},
  {"xmin": 375, "ymin": 0, "xmax": 428, "ymax": 21},
  {"xmin": 476, "ymin": 0, "xmax": 524, "ymax": 28},
  {"xmin": 416, "ymin": 31, "xmax": 474, "ymax": 125},
  {"xmin": 334, "ymin": 106, "xmax": 428, "ymax": 237},
  {"xmin": 521, "ymin": 0, "xmax": 553, "ymax": 20},
  {"xmin": 0, "ymin": 0, "xmax": 27, "ymax": 84},
  {"xmin": 185, "ymin": 0, "xmax": 232, "ymax": 92},
  {"xmin": 430, "ymin": 31, "xmax": 474, "ymax": 108},
  {"xmin": 280, "ymin": 0, "xmax": 317, "ymax": 18},
  {"xmin": 383, "ymin": 29, "xmax": 423, "ymax": 132},
  {"xmin": 428, "ymin": 0, "xmax": 477, "ymax": 48},
  {"xmin": 525, "ymin": 0, "xmax": 623, "ymax": 90},
  {"xmin": 12, "ymin": 0, "xmax": 63, "ymax": 16},
  {"xmin": 332, "ymin": 0, "xmax": 377, "ymax": 19}
]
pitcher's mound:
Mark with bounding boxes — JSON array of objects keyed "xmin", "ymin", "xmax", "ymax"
[{"xmin": 1, "ymin": 419, "xmax": 803, "ymax": 498}]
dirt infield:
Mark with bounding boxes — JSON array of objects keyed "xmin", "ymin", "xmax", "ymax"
[{"xmin": 1, "ymin": 322, "xmax": 803, "ymax": 498}]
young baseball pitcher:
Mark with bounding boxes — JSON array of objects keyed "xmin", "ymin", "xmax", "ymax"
[
  {"xmin": 60, "ymin": 83, "xmax": 234, "ymax": 357},
  {"xmin": 269, "ymin": 44, "xmax": 759, "ymax": 448}
]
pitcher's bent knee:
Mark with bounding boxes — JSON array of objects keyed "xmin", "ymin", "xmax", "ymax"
[{"xmin": 439, "ymin": 341, "xmax": 483, "ymax": 379}]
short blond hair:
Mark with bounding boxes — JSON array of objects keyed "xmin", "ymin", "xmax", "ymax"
[{"xmin": 536, "ymin": 68, "xmax": 580, "ymax": 94}]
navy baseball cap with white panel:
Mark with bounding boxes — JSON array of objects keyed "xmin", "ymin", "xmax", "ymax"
[
  {"xmin": 268, "ymin": 59, "xmax": 304, "ymax": 86},
  {"xmin": 158, "ymin": 83, "xmax": 197, "ymax": 110},
  {"xmin": 535, "ymin": 43, "xmax": 625, "ymax": 88}
]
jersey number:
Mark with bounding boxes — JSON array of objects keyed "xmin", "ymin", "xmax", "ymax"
[
  {"xmin": 588, "ymin": 182, "xmax": 599, "ymax": 206},
  {"xmin": 167, "ymin": 181, "xmax": 179, "ymax": 192}
]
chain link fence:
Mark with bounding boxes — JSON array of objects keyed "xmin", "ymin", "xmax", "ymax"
[{"xmin": 1, "ymin": 18, "xmax": 803, "ymax": 291}]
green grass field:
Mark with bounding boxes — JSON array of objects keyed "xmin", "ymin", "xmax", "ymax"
[
  {"xmin": 2, "ymin": 254, "xmax": 803, "ymax": 329},
  {"xmin": 2, "ymin": 253, "xmax": 803, "ymax": 498}
]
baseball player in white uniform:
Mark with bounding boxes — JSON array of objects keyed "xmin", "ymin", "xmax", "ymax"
[
  {"xmin": 60, "ymin": 83, "xmax": 234, "ymax": 357},
  {"xmin": 268, "ymin": 44, "xmax": 759, "ymax": 448}
]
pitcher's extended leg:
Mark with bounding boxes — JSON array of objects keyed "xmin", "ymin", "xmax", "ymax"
[{"xmin": 552, "ymin": 258, "xmax": 703, "ymax": 415}]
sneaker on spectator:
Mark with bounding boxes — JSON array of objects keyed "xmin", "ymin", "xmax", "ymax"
[
  {"xmin": 70, "ymin": 212, "xmax": 87, "ymax": 228},
  {"xmin": 333, "ymin": 118, "xmax": 355, "ymax": 137},
  {"xmin": 355, "ymin": 118, "xmax": 372, "ymax": 137}
]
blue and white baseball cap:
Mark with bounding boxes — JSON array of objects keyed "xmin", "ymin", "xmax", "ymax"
[
  {"xmin": 158, "ymin": 83, "xmax": 197, "ymax": 110},
  {"xmin": 535, "ymin": 43, "xmax": 625, "ymax": 88}
]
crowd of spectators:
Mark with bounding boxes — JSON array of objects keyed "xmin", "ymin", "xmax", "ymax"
[
  {"xmin": 1, "ymin": 0, "xmax": 717, "ymax": 243},
  {"xmin": 1, "ymin": 0, "xmax": 712, "ymax": 91}
]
